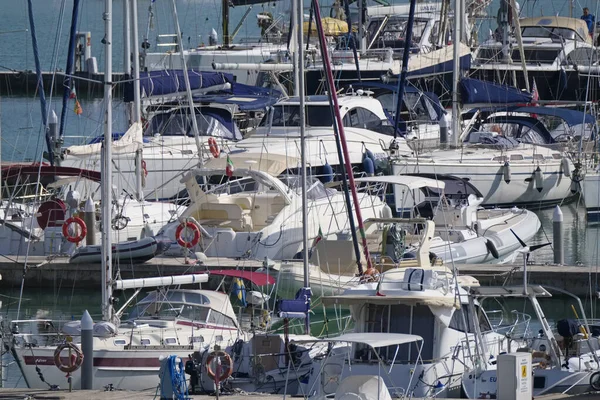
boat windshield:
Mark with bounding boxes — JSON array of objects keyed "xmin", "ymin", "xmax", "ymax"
[
  {"xmin": 144, "ymin": 109, "xmax": 241, "ymax": 140},
  {"xmin": 260, "ymin": 104, "xmax": 334, "ymax": 127},
  {"xmin": 521, "ymin": 26, "xmax": 579, "ymax": 41},
  {"xmin": 205, "ymin": 174, "xmax": 335, "ymax": 200},
  {"xmin": 367, "ymin": 17, "xmax": 429, "ymax": 49},
  {"xmin": 126, "ymin": 291, "xmax": 237, "ymax": 327}
]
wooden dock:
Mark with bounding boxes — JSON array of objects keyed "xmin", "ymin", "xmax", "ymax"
[{"xmin": 0, "ymin": 255, "xmax": 594, "ymax": 296}]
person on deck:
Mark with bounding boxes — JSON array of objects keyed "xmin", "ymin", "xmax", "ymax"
[{"xmin": 581, "ymin": 7, "xmax": 595, "ymax": 39}]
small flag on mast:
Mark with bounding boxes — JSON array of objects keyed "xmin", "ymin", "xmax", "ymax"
[{"xmin": 226, "ymin": 154, "xmax": 234, "ymax": 177}]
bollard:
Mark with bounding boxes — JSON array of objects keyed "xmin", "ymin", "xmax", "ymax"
[
  {"xmin": 81, "ymin": 310, "xmax": 93, "ymax": 389},
  {"xmin": 553, "ymin": 205, "xmax": 564, "ymax": 265},
  {"xmin": 83, "ymin": 198, "xmax": 96, "ymax": 246}
]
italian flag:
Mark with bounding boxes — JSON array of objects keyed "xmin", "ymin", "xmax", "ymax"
[
  {"xmin": 312, "ymin": 226, "xmax": 323, "ymax": 248},
  {"xmin": 226, "ymin": 154, "xmax": 234, "ymax": 177}
]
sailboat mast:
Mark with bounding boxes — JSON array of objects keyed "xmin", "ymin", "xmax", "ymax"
[
  {"xmin": 171, "ymin": 0, "xmax": 203, "ymax": 160},
  {"xmin": 101, "ymin": 0, "xmax": 114, "ymax": 322},
  {"xmin": 131, "ymin": 0, "xmax": 144, "ymax": 201},
  {"xmin": 296, "ymin": 0, "xmax": 311, "ymax": 335},
  {"xmin": 451, "ymin": 0, "xmax": 461, "ymax": 147}
]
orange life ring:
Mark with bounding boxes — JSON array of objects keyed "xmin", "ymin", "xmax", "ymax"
[
  {"xmin": 205, "ymin": 350, "xmax": 233, "ymax": 381},
  {"xmin": 208, "ymin": 137, "xmax": 220, "ymax": 158},
  {"xmin": 175, "ymin": 221, "xmax": 200, "ymax": 248},
  {"xmin": 53, "ymin": 342, "xmax": 84, "ymax": 373},
  {"xmin": 62, "ymin": 217, "xmax": 87, "ymax": 244}
]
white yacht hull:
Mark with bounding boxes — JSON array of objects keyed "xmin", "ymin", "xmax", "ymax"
[
  {"xmin": 12, "ymin": 347, "xmax": 193, "ymax": 390},
  {"xmin": 392, "ymin": 151, "xmax": 576, "ymax": 208}
]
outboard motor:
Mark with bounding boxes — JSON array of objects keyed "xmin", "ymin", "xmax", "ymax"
[{"xmin": 557, "ymin": 318, "xmax": 580, "ymax": 359}]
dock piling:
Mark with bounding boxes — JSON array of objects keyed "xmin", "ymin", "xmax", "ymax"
[
  {"xmin": 553, "ymin": 205, "xmax": 564, "ymax": 265},
  {"xmin": 81, "ymin": 310, "xmax": 93, "ymax": 389}
]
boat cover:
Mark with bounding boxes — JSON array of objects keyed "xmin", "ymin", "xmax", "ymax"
[
  {"xmin": 124, "ymin": 70, "xmax": 235, "ymax": 101},
  {"xmin": 460, "ymin": 78, "xmax": 533, "ymax": 104},
  {"xmin": 210, "ymin": 269, "xmax": 276, "ymax": 286}
]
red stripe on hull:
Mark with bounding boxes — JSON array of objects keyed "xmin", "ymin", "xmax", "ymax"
[{"xmin": 23, "ymin": 356, "xmax": 163, "ymax": 368}]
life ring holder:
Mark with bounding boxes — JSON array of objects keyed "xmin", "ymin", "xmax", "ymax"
[
  {"xmin": 62, "ymin": 217, "xmax": 87, "ymax": 244},
  {"xmin": 175, "ymin": 221, "xmax": 201, "ymax": 248},
  {"xmin": 208, "ymin": 137, "xmax": 220, "ymax": 158},
  {"xmin": 205, "ymin": 350, "xmax": 233, "ymax": 382},
  {"xmin": 53, "ymin": 342, "xmax": 84, "ymax": 374}
]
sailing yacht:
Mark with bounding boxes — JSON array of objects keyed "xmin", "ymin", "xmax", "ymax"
[
  {"xmin": 390, "ymin": 105, "xmax": 592, "ymax": 208},
  {"xmin": 471, "ymin": 16, "xmax": 598, "ymax": 101}
]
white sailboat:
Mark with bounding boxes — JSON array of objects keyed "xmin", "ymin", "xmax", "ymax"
[{"xmin": 7, "ymin": 0, "xmax": 240, "ymax": 391}]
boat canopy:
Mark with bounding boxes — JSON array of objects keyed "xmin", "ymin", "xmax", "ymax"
[
  {"xmin": 292, "ymin": 332, "xmax": 423, "ymax": 347},
  {"xmin": 124, "ymin": 70, "xmax": 234, "ymax": 101},
  {"xmin": 473, "ymin": 106, "xmax": 596, "ymax": 127},
  {"xmin": 210, "ymin": 269, "xmax": 276, "ymax": 286},
  {"xmin": 353, "ymin": 175, "xmax": 445, "ymax": 191},
  {"xmin": 520, "ymin": 16, "xmax": 591, "ymax": 43},
  {"xmin": 460, "ymin": 78, "xmax": 533, "ymax": 104}
]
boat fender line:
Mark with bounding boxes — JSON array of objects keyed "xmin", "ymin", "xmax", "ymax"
[
  {"xmin": 590, "ymin": 371, "xmax": 600, "ymax": 391},
  {"xmin": 53, "ymin": 342, "xmax": 84, "ymax": 374},
  {"xmin": 62, "ymin": 217, "xmax": 87, "ymax": 244},
  {"xmin": 534, "ymin": 166, "xmax": 543, "ymax": 192},
  {"xmin": 561, "ymin": 157, "xmax": 571, "ymax": 177},
  {"xmin": 485, "ymin": 239, "xmax": 499, "ymax": 259},
  {"xmin": 208, "ymin": 137, "xmax": 220, "ymax": 158},
  {"xmin": 175, "ymin": 221, "xmax": 201, "ymax": 248},
  {"xmin": 205, "ymin": 350, "xmax": 233, "ymax": 382},
  {"xmin": 503, "ymin": 161, "xmax": 511, "ymax": 184}
]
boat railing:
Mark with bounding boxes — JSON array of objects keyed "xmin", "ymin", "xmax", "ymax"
[{"xmin": 486, "ymin": 310, "xmax": 532, "ymax": 339}]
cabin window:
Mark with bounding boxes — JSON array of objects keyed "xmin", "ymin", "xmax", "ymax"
[
  {"xmin": 510, "ymin": 155, "xmax": 524, "ymax": 161},
  {"xmin": 449, "ymin": 305, "xmax": 492, "ymax": 333},
  {"xmin": 207, "ymin": 310, "xmax": 236, "ymax": 327},
  {"xmin": 140, "ymin": 338, "xmax": 151, "ymax": 346},
  {"xmin": 263, "ymin": 105, "xmax": 334, "ymax": 127},
  {"xmin": 165, "ymin": 338, "xmax": 177, "ymax": 345},
  {"xmin": 361, "ymin": 304, "xmax": 434, "ymax": 362},
  {"xmin": 114, "ymin": 339, "xmax": 127, "ymax": 346},
  {"xmin": 179, "ymin": 304, "xmax": 210, "ymax": 322},
  {"xmin": 189, "ymin": 336, "xmax": 205, "ymax": 344}
]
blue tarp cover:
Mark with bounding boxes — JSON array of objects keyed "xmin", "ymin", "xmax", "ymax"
[
  {"xmin": 124, "ymin": 70, "xmax": 235, "ymax": 101},
  {"xmin": 473, "ymin": 106, "xmax": 596, "ymax": 127},
  {"xmin": 460, "ymin": 78, "xmax": 533, "ymax": 104}
]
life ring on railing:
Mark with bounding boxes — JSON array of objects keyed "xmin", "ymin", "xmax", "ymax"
[
  {"xmin": 208, "ymin": 137, "xmax": 220, "ymax": 158},
  {"xmin": 175, "ymin": 221, "xmax": 200, "ymax": 248},
  {"xmin": 62, "ymin": 217, "xmax": 87, "ymax": 244},
  {"xmin": 205, "ymin": 350, "xmax": 233, "ymax": 381},
  {"xmin": 53, "ymin": 342, "xmax": 84, "ymax": 373}
]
